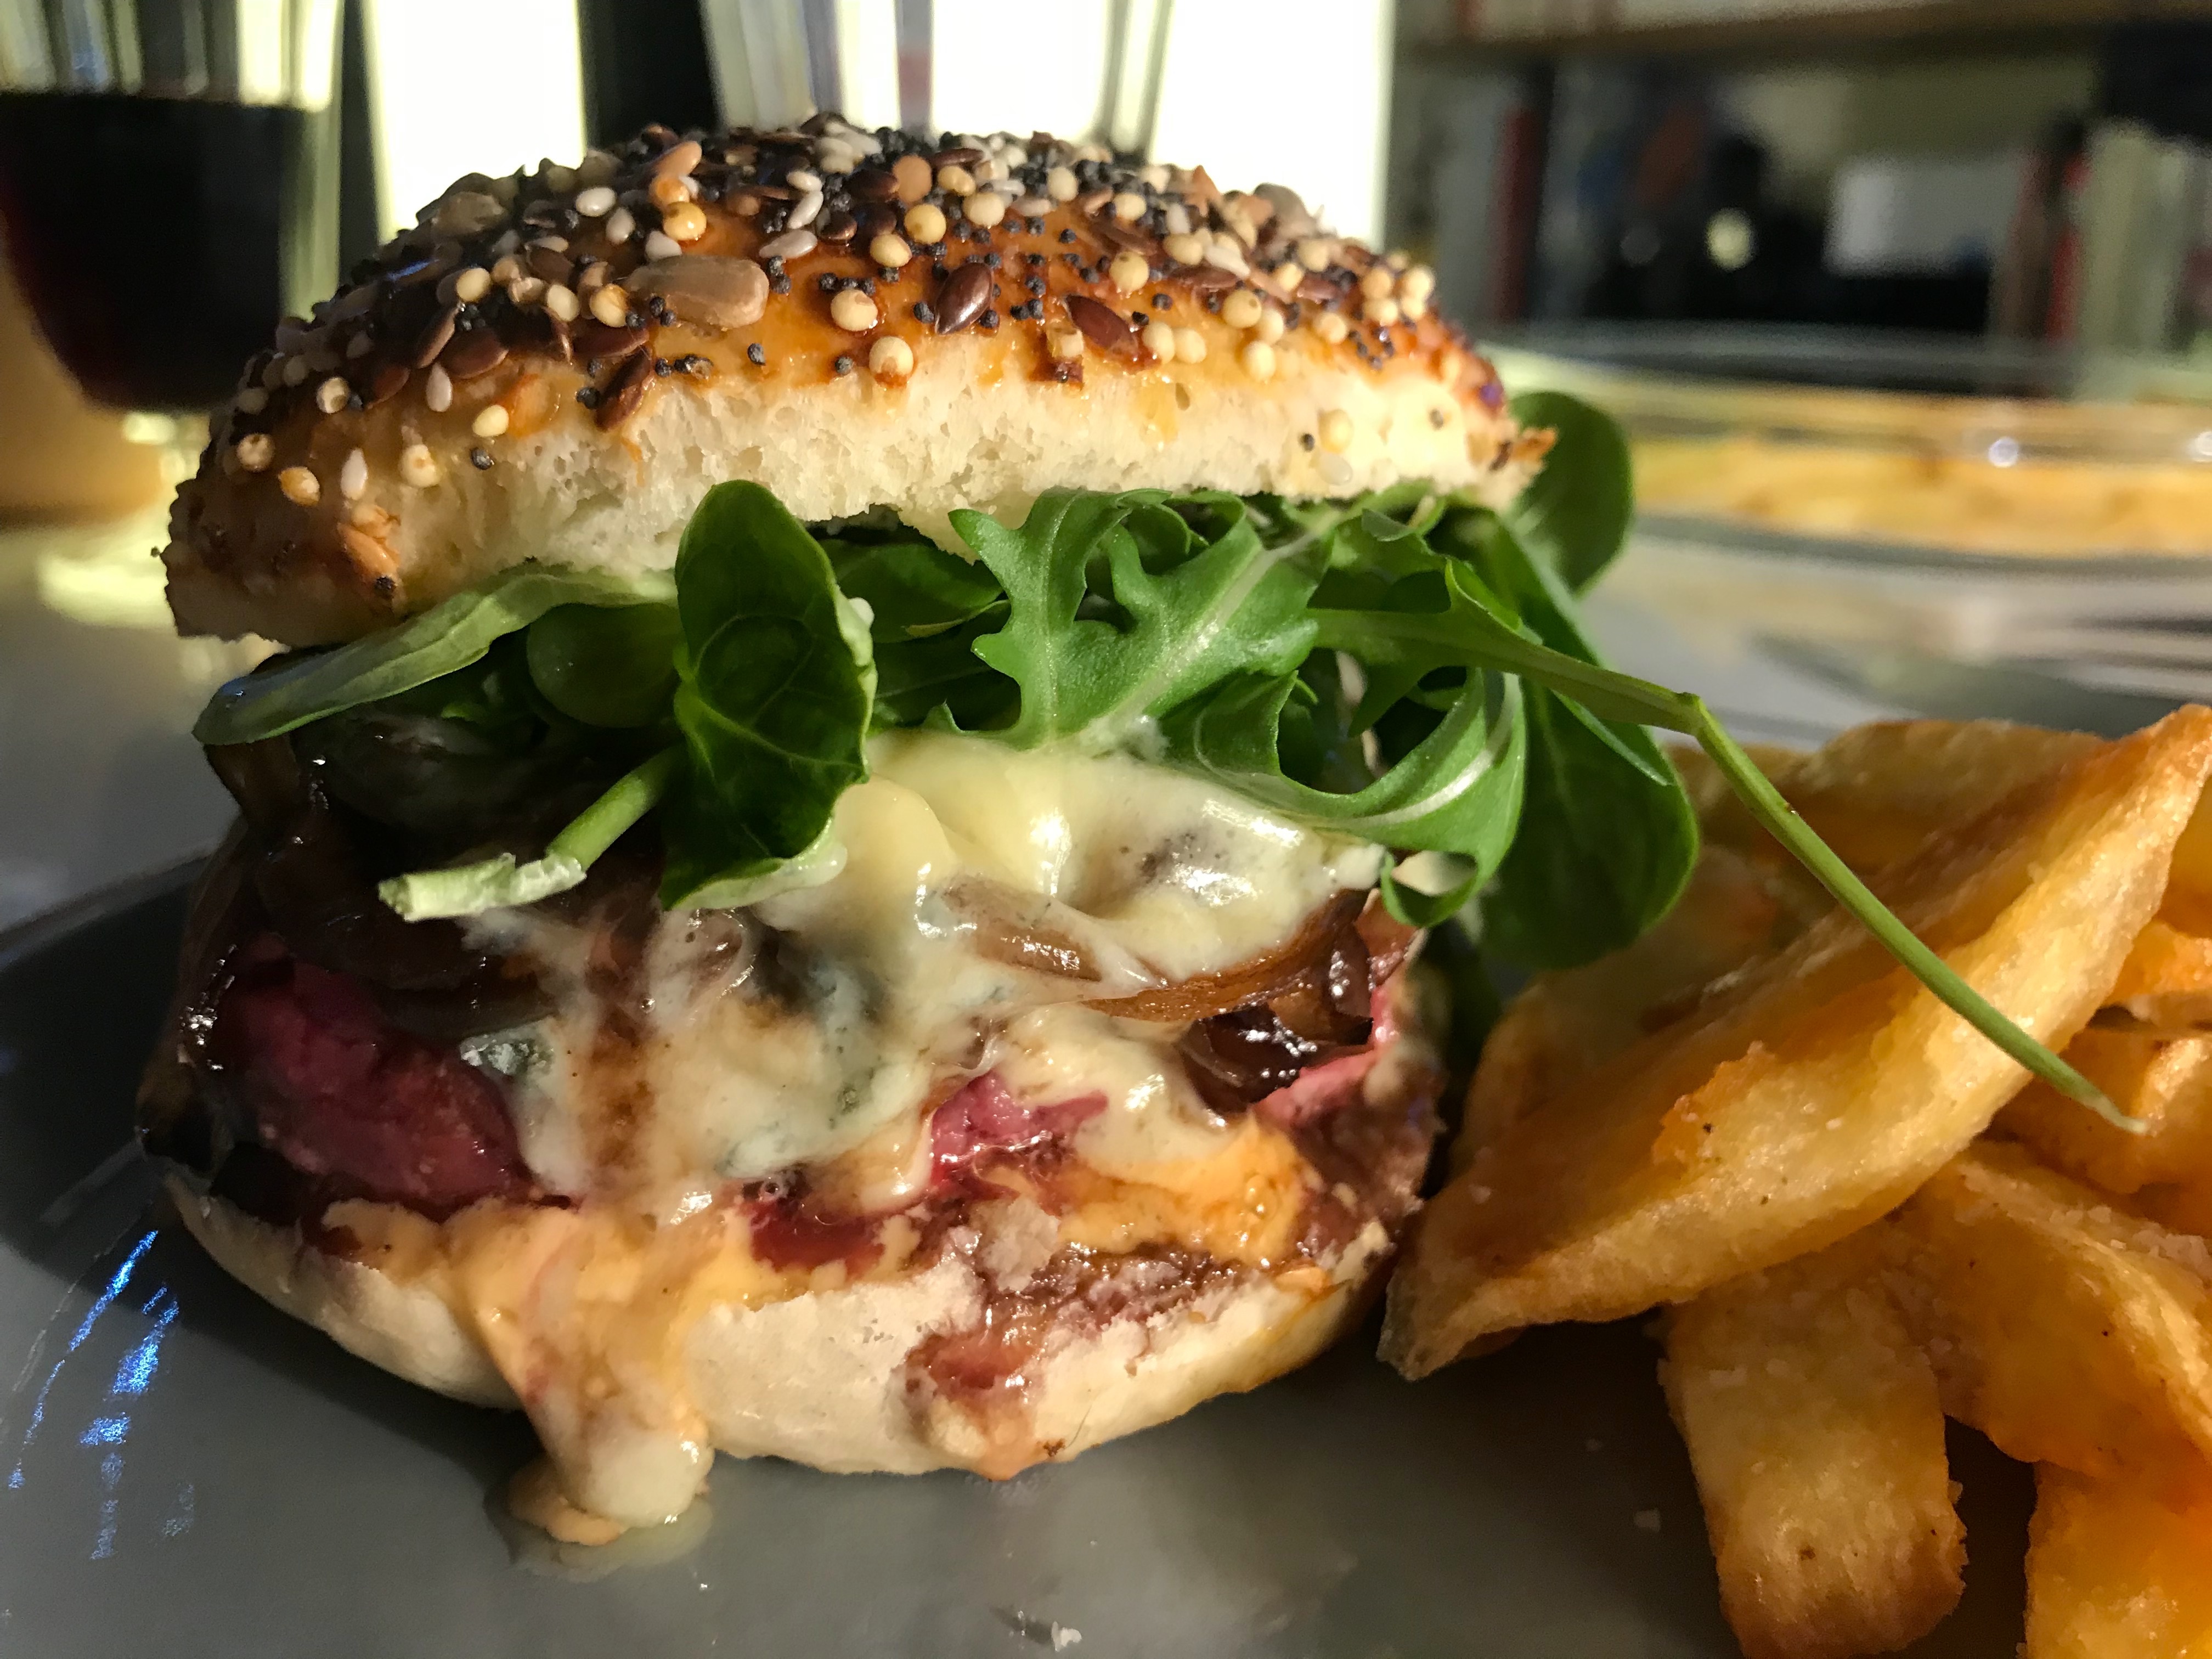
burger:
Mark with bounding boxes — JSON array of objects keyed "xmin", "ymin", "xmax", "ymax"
[{"xmin": 143, "ymin": 115, "xmax": 1977, "ymax": 1543}]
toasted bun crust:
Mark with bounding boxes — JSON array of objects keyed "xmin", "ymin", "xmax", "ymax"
[
  {"xmin": 162, "ymin": 119, "xmax": 1541, "ymax": 645},
  {"xmin": 170, "ymin": 1175, "xmax": 1380, "ymax": 1477}
]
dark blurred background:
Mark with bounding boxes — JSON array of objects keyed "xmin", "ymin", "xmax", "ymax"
[{"xmin": 1393, "ymin": 2, "xmax": 2212, "ymax": 353}]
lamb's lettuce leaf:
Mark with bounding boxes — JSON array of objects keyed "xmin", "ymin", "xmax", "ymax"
[{"xmin": 655, "ymin": 482, "xmax": 876, "ymax": 910}]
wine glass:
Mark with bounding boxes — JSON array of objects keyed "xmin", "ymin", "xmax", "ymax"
[{"xmin": 0, "ymin": 0, "xmax": 342, "ymax": 415}]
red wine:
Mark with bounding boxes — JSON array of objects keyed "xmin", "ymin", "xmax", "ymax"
[{"xmin": 0, "ymin": 92, "xmax": 313, "ymax": 411}]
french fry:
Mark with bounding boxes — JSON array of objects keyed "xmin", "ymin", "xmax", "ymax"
[
  {"xmin": 1681, "ymin": 721, "xmax": 2100, "ymax": 877},
  {"xmin": 2002, "ymin": 1028, "xmax": 2212, "ymax": 1196},
  {"xmin": 1461, "ymin": 845, "xmax": 1812, "ymax": 1158},
  {"xmin": 2101, "ymin": 919, "xmax": 2212, "ymax": 1035},
  {"xmin": 2023, "ymin": 1468, "xmax": 2212, "ymax": 1658},
  {"xmin": 1384, "ymin": 710, "xmax": 2212, "ymax": 1379},
  {"xmin": 1892, "ymin": 1141, "xmax": 2212, "ymax": 1499},
  {"xmin": 1662, "ymin": 1232, "xmax": 1963, "ymax": 1659}
]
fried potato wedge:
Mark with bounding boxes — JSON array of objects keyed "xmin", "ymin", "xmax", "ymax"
[
  {"xmin": 2098, "ymin": 919, "xmax": 2212, "ymax": 1036},
  {"xmin": 2003, "ymin": 1028, "xmax": 2212, "ymax": 1196},
  {"xmin": 2024, "ymin": 1469, "xmax": 2212, "ymax": 1658},
  {"xmin": 1682, "ymin": 721, "xmax": 2100, "ymax": 877},
  {"xmin": 1460, "ymin": 845, "xmax": 1813, "ymax": 1159},
  {"xmin": 1384, "ymin": 709, "xmax": 2212, "ymax": 1378},
  {"xmin": 1893, "ymin": 1141, "xmax": 2212, "ymax": 1498},
  {"xmin": 1663, "ymin": 1232, "xmax": 1963, "ymax": 1659}
]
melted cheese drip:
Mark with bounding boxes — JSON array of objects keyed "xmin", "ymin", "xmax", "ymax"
[{"xmin": 478, "ymin": 731, "xmax": 1380, "ymax": 1199}]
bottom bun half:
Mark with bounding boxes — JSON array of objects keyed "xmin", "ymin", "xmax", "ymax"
[{"xmin": 168, "ymin": 1174, "xmax": 1383, "ymax": 1479}]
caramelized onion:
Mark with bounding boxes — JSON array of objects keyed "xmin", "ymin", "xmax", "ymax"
[
  {"xmin": 1088, "ymin": 890, "xmax": 1373, "ymax": 1024},
  {"xmin": 943, "ymin": 879, "xmax": 1105, "ymax": 983}
]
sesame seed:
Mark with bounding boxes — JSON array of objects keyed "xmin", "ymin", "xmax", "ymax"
[
  {"xmin": 315, "ymin": 376, "xmax": 349, "ymax": 414},
  {"xmin": 491, "ymin": 253, "xmax": 523, "ymax": 285},
  {"xmin": 506, "ymin": 275, "xmax": 547, "ymax": 308},
  {"xmin": 786, "ymin": 167, "xmax": 822, "ymax": 192},
  {"xmin": 868, "ymin": 335, "xmax": 914, "ymax": 380},
  {"xmin": 398, "ymin": 443, "xmax": 441, "ymax": 487},
  {"xmin": 574, "ymin": 185, "xmax": 617, "ymax": 218},
  {"xmin": 1240, "ymin": 340, "xmax": 1277, "ymax": 381},
  {"xmin": 830, "ymin": 289, "xmax": 880, "ymax": 331},
  {"xmin": 340, "ymin": 447, "xmax": 368, "ymax": 499},
  {"xmin": 425, "ymin": 364, "xmax": 454, "ymax": 411},
  {"xmin": 644, "ymin": 228, "xmax": 685, "ymax": 260},
  {"xmin": 234, "ymin": 434, "xmax": 274, "ymax": 472},
  {"xmin": 904, "ymin": 202, "xmax": 947, "ymax": 245},
  {"xmin": 1173, "ymin": 326, "xmax": 1206, "ymax": 363},
  {"xmin": 605, "ymin": 206, "xmax": 637, "ymax": 244},
  {"xmin": 472, "ymin": 404, "xmax": 510, "ymax": 438},
  {"xmin": 278, "ymin": 465, "xmax": 319, "ymax": 505},
  {"xmin": 1319, "ymin": 410, "xmax": 1354, "ymax": 453},
  {"xmin": 787, "ymin": 189, "xmax": 823, "ymax": 229}
]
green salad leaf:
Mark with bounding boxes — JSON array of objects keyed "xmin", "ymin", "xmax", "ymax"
[
  {"xmin": 1457, "ymin": 517, "xmax": 1698, "ymax": 968},
  {"xmin": 194, "ymin": 564, "xmax": 672, "ymax": 746},
  {"xmin": 955, "ymin": 490, "xmax": 1322, "ymax": 749},
  {"xmin": 656, "ymin": 481, "xmax": 877, "ymax": 910},
  {"xmin": 1502, "ymin": 388, "xmax": 1635, "ymax": 593},
  {"xmin": 189, "ymin": 394, "xmax": 2126, "ymax": 1129},
  {"xmin": 379, "ymin": 747, "xmax": 680, "ymax": 919}
]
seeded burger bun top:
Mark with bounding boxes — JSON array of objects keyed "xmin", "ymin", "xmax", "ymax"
[{"xmin": 162, "ymin": 116, "xmax": 1544, "ymax": 647}]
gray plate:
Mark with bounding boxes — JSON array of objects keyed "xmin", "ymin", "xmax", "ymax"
[{"xmin": 0, "ymin": 865, "xmax": 2032, "ymax": 1657}]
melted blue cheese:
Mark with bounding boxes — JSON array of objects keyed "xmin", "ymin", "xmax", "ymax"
[{"xmin": 479, "ymin": 731, "xmax": 1382, "ymax": 1197}]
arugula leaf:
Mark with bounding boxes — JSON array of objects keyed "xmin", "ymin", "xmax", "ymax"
[
  {"xmin": 657, "ymin": 482, "xmax": 877, "ymax": 910},
  {"xmin": 956, "ymin": 491, "xmax": 1324, "ymax": 750},
  {"xmin": 1459, "ymin": 516, "xmax": 1699, "ymax": 969},
  {"xmin": 194, "ymin": 564, "xmax": 673, "ymax": 746},
  {"xmin": 1502, "ymin": 390, "xmax": 1635, "ymax": 592}
]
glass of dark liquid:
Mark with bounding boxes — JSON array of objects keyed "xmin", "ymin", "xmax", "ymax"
[{"xmin": 0, "ymin": 0, "xmax": 342, "ymax": 414}]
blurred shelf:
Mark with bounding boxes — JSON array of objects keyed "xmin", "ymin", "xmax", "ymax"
[{"xmin": 1406, "ymin": 0, "xmax": 2212, "ymax": 65}]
